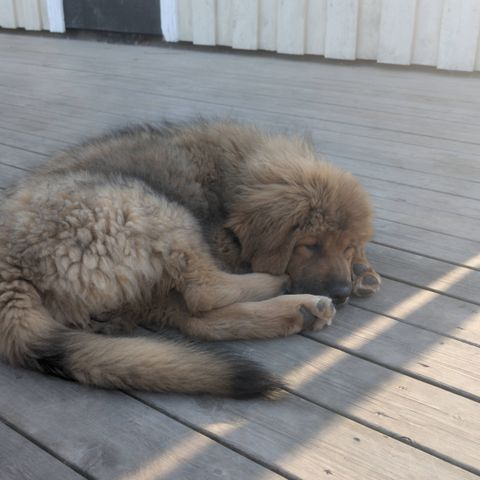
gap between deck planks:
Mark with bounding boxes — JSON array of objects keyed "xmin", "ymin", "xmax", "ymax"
[{"xmin": 0, "ymin": 422, "xmax": 86, "ymax": 480}]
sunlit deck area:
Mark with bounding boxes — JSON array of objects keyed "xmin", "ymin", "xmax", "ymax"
[{"xmin": 0, "ymin": 32, "xmax": 479, "ymax": 480}]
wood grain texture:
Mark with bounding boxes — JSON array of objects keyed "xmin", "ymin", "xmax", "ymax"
[
  {"xmin": 220, "ymin": 334, "xmax": 480, "ymax": 472},
  {"xmin": 366, "ymin": 243, "xmax": 480, "ymax": 303},
  {"xmin": 350, "ymin": 276, "xmax": 480, "ymax": 346},
  {"xmin": 0, "ymin": 422, "xmax": 85, "ymax": 480},
  {"xmin": 309, "ymin": 306, "xmax": 480, "ymax": 400},
  {"xmin": 0, "ymin": 365, "xmax": 281, "ymax": 480},
  {"xmin": 138, "ymin": 387, "xmax": 478, "ymax": 479}
]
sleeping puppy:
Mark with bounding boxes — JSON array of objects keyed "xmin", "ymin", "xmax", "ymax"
[{"xmin": 0, "ymin": 120, "xmax": 380, "ymax": 398}]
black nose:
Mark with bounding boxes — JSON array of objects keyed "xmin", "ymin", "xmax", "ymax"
[{"xmin": 328, "ymin": 284, "xmax": 352, "ymax": 306}]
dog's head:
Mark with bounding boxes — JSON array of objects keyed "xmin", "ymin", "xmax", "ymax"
[{"xmin": 227, "ymin": 138, "xmax": 373, "ymax": 305}]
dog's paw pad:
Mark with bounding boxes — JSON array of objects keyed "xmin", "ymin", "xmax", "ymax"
[
  {"xmin": 352, "ymin": 268, "xmax": 381, "ymax": 297},
  {"xmin": 300, "ymin": 296, "xmax": 336, "ymax": 331}
]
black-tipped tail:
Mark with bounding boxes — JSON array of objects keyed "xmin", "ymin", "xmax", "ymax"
[{"xmin": 225, "ymin": 356, "xmax": 285, "ymax": 399}]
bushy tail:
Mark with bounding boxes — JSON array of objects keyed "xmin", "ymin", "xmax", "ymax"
[{"xmin": 0, "ymin": 281, "xmax": 282, "ymax": 398}]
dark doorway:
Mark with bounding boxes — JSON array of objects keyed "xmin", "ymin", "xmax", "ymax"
[{"xmin": 63, "ymin": 0, "xmax": 161, "ymax": 35}]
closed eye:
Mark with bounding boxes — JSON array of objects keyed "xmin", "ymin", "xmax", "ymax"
[{"xmin": 306, "ymin": 243, "xmax": 323, "ymax": 254}]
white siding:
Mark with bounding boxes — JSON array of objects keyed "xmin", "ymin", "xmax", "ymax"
[
  {"xmin": 4, "ymin": 0, "xmax": 480, "ymax": 72},
  {"xmin": 216, "ymin": 0, "xmax": 232, "ymax": 46},
  {"xmin": 356, "ymin": 0, "xmax": 382, "ymax": 60},
  {"xmin": 162, "ymin": 0, "xmax": 480, "ymax": 71},
  {"xmin": 305, "ymin": 0, "xmax": 327, "ymax": 55},
  {"xmin": 437, "ymin": 0, "xmax": 480, "ymax": 71},
  {"xmin": 0, "ymin": 0, "xmax": 17, "ymax": 28},
  {"xmin": 192, "ymin": 0, "xmax": 216, "ymax": 45},
  {"xmin": 276, "ymin": 0, "xmax": 306, "ymax": 54},
  {"xmin": 412, "ymin": 0, "xmax": 443, "ymax": 66},
  {"xmin": 325, "ymin": 0, "xmax": 359, "ymax": 60},
  {"xmin": 259, "ymin": 0, "xmax": 277, "ymax": 51},
  {"xmin": 0, "ymin": 0, "xmax": 64, "ymax": 32},
  {"xmin": 232, "ymin": 0, "xmax": 258, "ymax": 50},
  {"xmin": 377, "ymin": 0, "xmax": 417, "ymax": 65}
]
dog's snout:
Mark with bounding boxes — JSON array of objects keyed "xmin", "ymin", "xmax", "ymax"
[{"xmin": 328, "ymin": 283, "xmax": 352, "ymax": 306}]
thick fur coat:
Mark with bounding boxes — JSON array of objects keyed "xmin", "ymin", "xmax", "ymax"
[{"xmin": 0, "ymin": 121, "xmax": 380, "ymax": 397}]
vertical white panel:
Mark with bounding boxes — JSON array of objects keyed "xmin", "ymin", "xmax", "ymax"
[
  {"xmin": 325, "ymin": 0, "xmax": 359, "ymax": 60},
  {"xmin": 47, "ymin": 0, "xmax": 65, "ymax": 33},
  {"xmin": 0, "ymin": 0, "xmax": 17, "ymax": 28},
  {"xmin": 437, "ymin": 0, "xmax": 480, "ymax": 71},
  {"xmin": 22, "ymin": 0, "xmax": 42, "ymax": 30},
  {"xmin": 412, "ymin": 0, "xmax": 443, "ymax": 66},
  {"xmin": 39, "ymin": 0, "xmax": 49, "ymax": 29},
  {"xmin": 306, "ymin": 0, "xmax": 327, "ymax": 55},
  {"xmin": 192, "ymin": 0, "xmax": 216, "ymax": 45},
  {"xmin": 160, "ymin": 0, "xmax": 179, "ymax": 41},
  {"xmin": 378, "ymin": 0, "xmax": 417, "ymax": 65},
  {"xmin": 46, "ymin": 0, "xmax": 65, "ymax": 32},
  {"xmin": 232, "ymin": 0, "xmax": 258, "ymax": 50},
  {"xmin": 276, "ymin": 0, "xmax": 306, "ymax": 54},
  {"xmin": 216, "ymin": 0, "xmax": 232, "ymax": 46},
  {"xmin": 259, "ymin": 0, "xmax": 277, "ymax": 50},
  {"xmin": 15, "ymin": 0, "xmax": 25, "ymax": 27},
  {"xmin": 356, "ymin": 0, "xmax": 381, "ymax": 60},
  {"xmin": 476, "ymin": 32, "xmax": 480, "ymax": 71},
  {"xmin": 177, "ymin": 0, "xmax": 192, "ymax": 41}
]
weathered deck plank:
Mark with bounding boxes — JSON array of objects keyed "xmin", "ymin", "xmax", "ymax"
[
  {"xmin": 0, "ymin": 422, "xmax": 85, "ymax": 480},
  {"xmin": 0, "ymin": 365, "xmax": 283, "ymax": 480},
  {"xmin": 139, "ymin": 391, "xmax": 478, "ymax": 480},
  {"xmin": 309, "ymin": 307, "xmax": 480, "ymax": 400}
]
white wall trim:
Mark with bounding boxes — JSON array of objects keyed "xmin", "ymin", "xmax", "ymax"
[
  {"xmin": 0, "ymin": 0, "xmax": 18, "ymax": 29},
  {"xmin": 46, "ymin": 0, "xmax": 65, "ymax": 33},
  {"xmin": 160, "ymin": 0, "xmax": 179, "ymax": 42}
]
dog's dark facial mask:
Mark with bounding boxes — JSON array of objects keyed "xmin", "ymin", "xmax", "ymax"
[{"xmin": 286, "ymin": 234, "xmax": 355, "ymax": 306}]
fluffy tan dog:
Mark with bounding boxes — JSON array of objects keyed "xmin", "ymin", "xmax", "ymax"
[{"xmin": 0, "ymin": 121, "xmax": 380, "ymax": 398}]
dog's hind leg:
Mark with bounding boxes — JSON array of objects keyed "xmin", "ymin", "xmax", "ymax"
[
  {"xmin": 173, "ymin": 294, "xmax": 335, "ymax": 341},
  {"xmin": 351, "ymin": 245, "xmax": 381, "ymax": 297}
]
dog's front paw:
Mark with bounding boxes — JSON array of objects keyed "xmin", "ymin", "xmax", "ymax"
[
  {"xmin": 300, "ymin": 296, "xmax": 336, "ymax": 331},
  {"xmin": 352, "ymin": 264, "xmax": 381, "ymax": 297}
]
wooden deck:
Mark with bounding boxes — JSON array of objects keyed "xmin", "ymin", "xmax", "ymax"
[{"xmin": 1, "ymin": 32, "xmax": 479, "ymax": 480}]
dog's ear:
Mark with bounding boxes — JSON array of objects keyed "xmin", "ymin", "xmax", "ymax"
[{"xmin": 226, "ymin": 185, "xmax": 306, "ymax": 275}]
